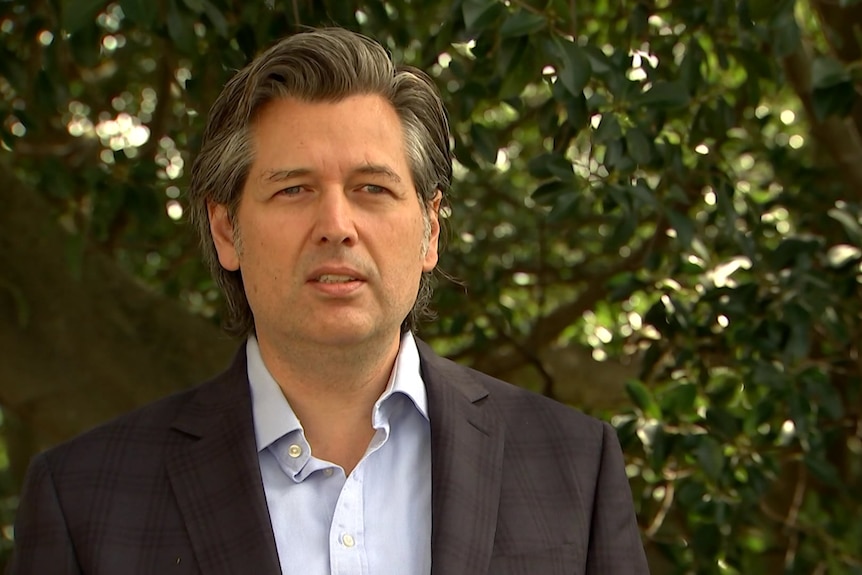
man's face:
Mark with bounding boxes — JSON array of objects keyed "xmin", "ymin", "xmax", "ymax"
[{"xmin": 209, "ymin": 95, "xmax": 440, "ymax": 351}]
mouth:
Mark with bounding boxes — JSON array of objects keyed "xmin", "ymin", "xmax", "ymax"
[
  {"xmin": 308, "ymin": 270, "xmax": 366, "ymax": 297},
  {"xmin": 314, "ymin": 274, "xmax": 361, "ymax": 284}
]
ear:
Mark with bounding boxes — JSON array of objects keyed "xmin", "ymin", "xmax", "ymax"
[
  {"xmin": 422, "ymin": 191, "xmax": 442, "ymax": 272},
  {"xmin": 208, "ymin": 201, "xmax": 241, "ymax": 271}
]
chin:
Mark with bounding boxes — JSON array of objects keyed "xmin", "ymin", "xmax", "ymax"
[{"xmin": 305, "ymin": 319, "xmax": 377, "ymax": 344}]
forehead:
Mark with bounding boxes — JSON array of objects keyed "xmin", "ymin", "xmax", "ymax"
[{"xmin": 248, "ymin": 95, "xmax": 410, "ymax": 173}]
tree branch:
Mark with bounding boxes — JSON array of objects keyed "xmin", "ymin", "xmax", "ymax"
[{"xmin": 470, "ymin": 231, "xmax": 663, "ymax": 377}]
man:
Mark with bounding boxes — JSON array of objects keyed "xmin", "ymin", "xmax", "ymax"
[{"xmin": 8, "ymin": 28, "xmax": 649, "ymax": 574}]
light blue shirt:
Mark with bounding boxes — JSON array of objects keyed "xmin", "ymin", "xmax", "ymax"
[{"xmin": 247, "ymin": 333, "xmax": 432, "ymax": 575}]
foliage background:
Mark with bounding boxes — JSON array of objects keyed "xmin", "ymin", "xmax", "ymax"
[{"xmin": 2, "ymin": 0, "xmax": 862, "ymax": 572}]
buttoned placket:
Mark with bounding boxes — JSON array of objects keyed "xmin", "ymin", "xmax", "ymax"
[{"xmin": 329, "ymin": 420, "xmax": 391, "ymax": 575}]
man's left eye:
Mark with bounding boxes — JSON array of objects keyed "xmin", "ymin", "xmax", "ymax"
[
  {"xmin": 363, "ymin": 184, "xmax": 387, "ymax": 194},
  {"xmin": 277, "ymin": 186, "xmax": 303, "ymax": 196}
]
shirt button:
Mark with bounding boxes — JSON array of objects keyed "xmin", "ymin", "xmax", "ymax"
[
  {"xmin": 341, "ymin": 534, "xmax": 355, "ymax": 548},
  {"xmin": 287, "ymin": 444, "xmax": 302, "ymax": 458},
  {"xmin": 323, "ymin": 468, "xmax": 333, "ymax": 477}
]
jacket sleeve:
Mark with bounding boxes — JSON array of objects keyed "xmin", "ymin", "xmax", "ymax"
[
  {"xmin": 585, "ymin": 422, "xmax": 650, "ymax": 574},
  {"xmin": 6, "ymin": 454, "xmax": 81, "ymax": 575}
]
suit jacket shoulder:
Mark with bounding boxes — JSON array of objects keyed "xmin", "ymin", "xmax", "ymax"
[
  {"xmin": 9, "ymin": 349, "xmax": 281, "ymax": 575},
  {"xmin": 34, "ymin": 350, "xmax": 242, "ymax": 484}
]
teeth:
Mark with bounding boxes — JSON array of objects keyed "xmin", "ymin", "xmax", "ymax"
[{"xmin": 317, "ymin": 274, "xmax": 357, "ymax": 283}]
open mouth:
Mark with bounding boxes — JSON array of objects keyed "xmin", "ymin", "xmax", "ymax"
[{"xmin": 315, "ymin": 274, "xmax": 360, "ymax": 284}]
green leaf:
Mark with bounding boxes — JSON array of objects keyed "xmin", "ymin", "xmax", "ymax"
[
  {"xmin": 695, "ymin": 436, "xmax": 724, "ymax": 481},
  {"xmin": 499, "ymin": 10, "xmax": 546, "ymax": 38},
  {"xmin": 692, "ymin": 524, "xmax": 722, "ymax": 557},
  {"xmin": 769, "ymin": 236, "xmax": 822, "ymax": 270},
  {"xmin": 828, "ymin": 208, "xmax": 862, "ymax": 245},
  {"xmin": 676, "ymin": 479, "xmax": 706, "ymax": 507},
  {"xmin": 746, "ymin": 0, "xmax": 775, "ymax": 20},
  {"xmin": 711, "ymin": 0, "xmax": 729, "ymax": 26},
  {"xmin": 553, "ymin": 79, "xmax": 588, "ymax": 131},
  {"xmin": 593, "ymin": 114, "xmax": 621, "ymax": 144},
  {"xmin": 202, "ymin": 0, "xmax": 230, "ymax": 38},
  {"xmin": 661, "ymin": 383, "xmax": 698, "ymax": 415},
  {"xmin": 531, "ymin": 180, "xmax": 571, "ymax": 204},
  {"xmin": 68, "ymin": 23, "xmax": 102, "ymax": 66},
  {"xmin": 644, "ymin": 300, "xmax": 677, "ymax": 336},
  {"xmin": 716, "ymin": 43, "xmax": 730, "ymax": 70},
  {"xmin": 732, "ymin": 46, "xmax": 773, "ymax": 80},
  {"xmin": 789, "ymin": 391, "xmax": 812, "ymax": 441},
  {"xmin": 527, "ymin": 152, "xmax": 574, "ymax": 181},
  {"xmin": 705, "ymin": 407, "xmax": 740, "ymax": 440},
  {"xmin": 604, "ymin": 139, "xmax": 624, "ymax": 170},
  {"xmin": 679, "ymin": 39, "xmax": 704, "ymax": 94},
  {"xmin": 462, "ymin": 0, "xmax": 501, "ymax": 32},
  {"xmin": 119, "ymin": 0, "xmax": 157, "ymax": 26},
  {"xmin": 637, "ymin": 80, "xmax": 691, "ymax": 108},
  {"xmin": 34, "ymin": 70, "xmax": 58, "ymax": 114},
  {"xmin": 547, "ymin": 192, "xmax": 581, "ymax": 224},
  {"xmin": 168, "ymin": 0, "xmax": 197, "ymax": 54},
  {"xmin": 605, "ymin": 211, "xmax": 637, "ymax": 249},
  {"xmin": 537, "ymin": 100, "xmax": 561, "ymax": 137},
  {"xmin": 61, "ymin": 0, "xmax": 107, "ymax": 34},
  {"xmin": 770, "ymin": 8, "xmax": 800, "ymax": 58},
  {"xmin": 181, "ymin": 0, "xmax": 205, "ymax": 12},
  {"xmin": 812, "ymin": 56, "xmax": 850, "ymax": 89},
  {"xmin": 804, "ymin": 454, "xmax": 841, "ymax": 487},
  {"xmin": 625, "ymin": 127, "xmax": 652, "ymax": 164},
  {"xmin": 583, "ymin": 45, "xmax": 613, "ymax": 75},
  {"xmin": 666, "ymin": 208, "xmax": 695, "ymax": 248},
  {"xmin": 470, "ymin": 123, "xmax": 499, "ymax": 164},
  {"xmin": 646, "ymin": 425, "xmax": 670, "ymax": 471},
  {"xmin": 606, "ymin": 272, "xmax": 646, "ymax": 302},
  {"xmin": 783, "ymin": 304, "xmax": 811, "ymax": 362},
  {"xmin": 629, "ymin": 179, "xmax": 659, "ymax": 208},
  {"xmin": 625, "ymin": 379, "xmax": 661, "ymax": 419},
  {"xmin": 496, "ymin": 35, "xmax": 528, "ymax": 75},
  {"xmin": 555, "ymin": 40, "xmax": 592, "ymax": 96},
  {"xmin": 607, "ymin": 185, "xmax": 633, "ymax": 213},
  {"xmin": 812, "ymin": 83, "xmax": 855, "ymax": 121},
  {"xmin": 799, "ymin": 368, "xmax": 843, "ymax": 420},
  {"xmin": 628, "ymin": 3, "xmax": 649, "ymax": 37}
]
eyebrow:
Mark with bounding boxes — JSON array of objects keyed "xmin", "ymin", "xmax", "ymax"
[
  {"xmin": 261, "ymin": 164, "xmax": 403, "ymax": 184},
  {"xmin": 352, "ymin": 164, "xmax": 403, "ymax": 184},
  {"xmin": 262, "ymin": 168, "xmax": 312, "ymax": 183}
]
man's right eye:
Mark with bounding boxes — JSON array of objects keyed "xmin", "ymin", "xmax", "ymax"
[{"xmin": 277, "ymin": 186, "xmax": 302, "ymax": 196}]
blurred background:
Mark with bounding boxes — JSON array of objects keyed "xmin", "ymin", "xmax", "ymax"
[{"xmin": 1, "ymin": 0, "xmax": 861, "ymax": 572}]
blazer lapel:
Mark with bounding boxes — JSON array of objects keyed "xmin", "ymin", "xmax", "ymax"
[
  {"xmin": 418, "ymin": 341, "xmax": 504, "ymax": 575},
  {"xmin": 165, "ymin": 348, "xmax": 281, "ymax": 575}
]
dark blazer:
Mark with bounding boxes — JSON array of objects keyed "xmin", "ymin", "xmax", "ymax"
[{"xmin": 8, "ymin": 341, "xmax": 649, "ymax": 574}]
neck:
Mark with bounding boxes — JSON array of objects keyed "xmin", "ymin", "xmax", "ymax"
[{"xmin": 255, "ymin": 332, "xmax": 403, "ymax": 473}]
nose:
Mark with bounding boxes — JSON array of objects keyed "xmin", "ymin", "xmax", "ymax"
[{"xmin": 313, "ymin": 190, "xmax": 357, "ymax": 246}]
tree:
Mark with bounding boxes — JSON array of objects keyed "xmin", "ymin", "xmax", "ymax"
[{"xmin": 2, "ymin": 0, "xmax": 861, "ymax": 572}]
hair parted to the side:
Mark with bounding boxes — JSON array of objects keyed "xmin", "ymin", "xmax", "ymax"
[{"xmin": 187, "ymin": 27, "xmax": 452, "ymax": 338}]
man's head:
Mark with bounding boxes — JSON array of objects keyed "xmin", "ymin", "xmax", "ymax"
[{"xmin": 188, "ymin": 28, "xmax": 452, "ymax": 338}]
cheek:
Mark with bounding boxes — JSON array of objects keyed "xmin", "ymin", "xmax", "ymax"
[
  {"xmin": 235, "ymin": 230, "xmax": 291, "ymax": 290},
  {"xmin": 394, "ymin": 221, "xmax": 429, "ymax": 265}
]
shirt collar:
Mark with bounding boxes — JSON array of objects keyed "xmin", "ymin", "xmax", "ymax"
[{"xmin": 247, "ymin": 331, "xmax": 428, "ymax": 453}]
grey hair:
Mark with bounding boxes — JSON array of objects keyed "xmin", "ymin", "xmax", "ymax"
[{"xmin": 188, "ymin": 28, "xmax": 451, "ymax": 337}]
